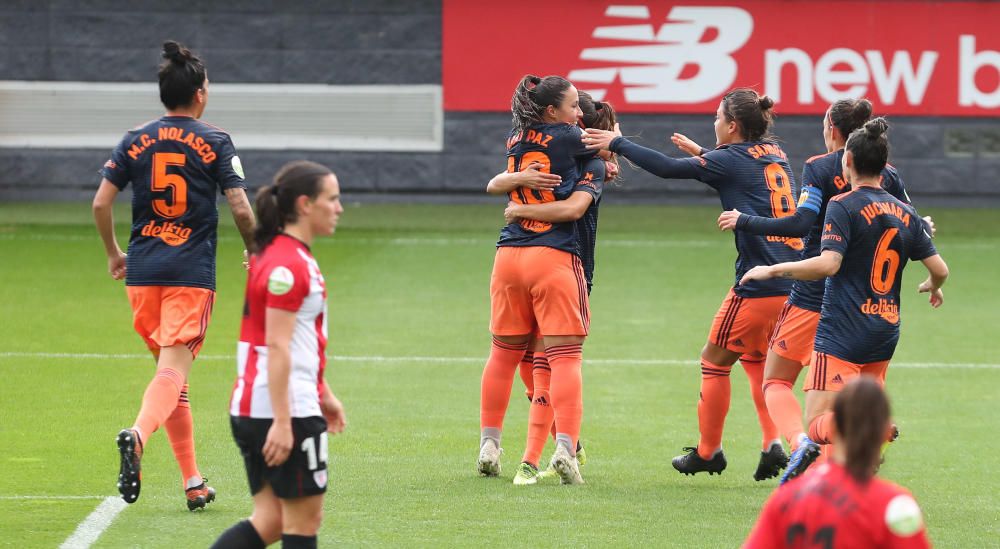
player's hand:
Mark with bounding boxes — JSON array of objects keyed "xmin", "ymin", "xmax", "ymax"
[
  {"xmin": 582, "ymin": 123, "xmax": 622, "ymax": 150},
  {"xmin": 262, "ymin": 419, "xmax": 294, "ymax": 466},
  {"xmin": 321, "ymin": 393, "xmax": 347, "ymax": 435},
  {"xmin": 504, "ymin": 201, "xmax": 522, "ymax": 224},
  {"xmin": 740, "ymin": 265, "xmax": 773, "ymax": 285},
  {"xmin": 518, "ymin": 162, "xmax": 561, "ymax": 190},
  {"xmin": 671, "ymin": 133, "xmax": 703, "ymax": 157},
  {"xmin": 918, "ymin": 279, "xmax": 944, "ymax": 308},
  {"xmin": 108, "ymin": 251, "xmax": 126, "ymax": 280},
  {"xmin": 922, "ymin": 216, "xmax": 937, "ymax": 238},
  {"xmin": 242, "ymin": 249, "xmax": 250, "ymax": 271},
  {"xmin": 605, "ymin": 160, "xmax": 620, "ymax": 180},
  {"xmin": 718, "ymin": 209, "xmax": 742, "ymax": 231}
]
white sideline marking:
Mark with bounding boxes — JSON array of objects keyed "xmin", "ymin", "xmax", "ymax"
[
  {"xmin": 0, "ymin": 351, "xmax": 997, "ymax": 369},
  {"xmin": 0, "ymin": 495, "xmax": 104, "ymax": 500},
  {"xmin": 0, "ymin": 232, "xmax": 996, "ymax": 249},
  {"xmin": 58, "ymin": 496, "xmax": 126, "ymax": 549}
]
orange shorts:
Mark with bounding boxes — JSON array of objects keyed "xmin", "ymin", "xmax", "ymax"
[
  {"xmin": 126, "ymin": 286, "xmax": 215, "ymax": 358},
  {"xmin": 490, "ymin": 246, "xmax": 589, "ymax": 337},
  {"xmin": 768, "ymin": 303, "xmax": 820, "ymax": 366},
  {"xmin": 804, "ymin": 352, "xmax": 889, "ymax": 392},
  {"xmin": 708, "ymin": 288, "xmax": 787, "ymax": 360}
]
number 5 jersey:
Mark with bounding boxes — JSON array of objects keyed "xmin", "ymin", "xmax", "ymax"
[{"xmin": 100, "ymin": 115, "xmax": 246, "ymax": 290}]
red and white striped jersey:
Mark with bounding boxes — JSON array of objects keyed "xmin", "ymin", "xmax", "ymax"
[{"xmin": 231, "ymin": 234, "xmax": 327, "ymax": 418}]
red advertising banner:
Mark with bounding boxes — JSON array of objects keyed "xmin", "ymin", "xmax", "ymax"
[{"xmin": 443, "ymin": 1, "xmax": 1000, "ymax": 115}]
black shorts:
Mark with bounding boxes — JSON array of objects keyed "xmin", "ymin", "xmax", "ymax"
[{"xmin": 230, "ymin": 415, "xmax": 329, "ymax": 499}]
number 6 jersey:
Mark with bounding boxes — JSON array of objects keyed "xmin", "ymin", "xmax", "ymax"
[
  {"xmin": 100, "ymin": 115, "xmax": 246, "ymax": 290},
  {"xmin": 815, "ymin": 187, "xmax": 937, "ymax": 364}
]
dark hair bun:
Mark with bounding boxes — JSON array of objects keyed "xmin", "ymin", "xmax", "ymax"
[
  {"xmin": 852, "ymin": 99, "xmax": 873, "ymax": 121},
  {"xmin": 758, "ymin": 95, "xmax": 775, "ymax": 110},
  {"xmin": 162, "ymin": 40, "xmax": 188, "ymax": 64},
  {"xmin": 864, "ymin": 117, "xmax": 889, "ymax": 138}
]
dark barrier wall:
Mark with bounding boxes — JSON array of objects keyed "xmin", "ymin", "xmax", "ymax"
[{"xmin": 0, "ymin": 1, "xmax": 996, "ymax": 202}]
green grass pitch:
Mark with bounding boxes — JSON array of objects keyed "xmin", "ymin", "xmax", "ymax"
[{"xmin": 0, "ymin": 201, "xmax": 998, "ymax": 547}]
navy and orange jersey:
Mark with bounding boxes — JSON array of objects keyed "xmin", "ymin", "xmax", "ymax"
[
  {"xmin": 497, "ymin": 123, "xmax": 596, "ymax": 256},
  {"xmin": 814, "ymin": 187, "xmax": 936, "ymax": 364},
  {"xmin": 610, "ymin": 137, "xmax": 801, "ymax": 298},
  {"xmin": 743, "ymin": 462, "xmax": 930, "ymax": 549},
  {"xmin": 783, "ymin": 151, "xmax": 910, "ymax": 312},
  {"xmin": 100, "ymin": 115, "xmax": 246, "ymax": 290},
  {"xmin": 573, "ymin": 158, "xmax": 605, "ymax": 293}
]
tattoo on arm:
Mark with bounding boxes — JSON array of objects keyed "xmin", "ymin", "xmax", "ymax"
[{"xmin": 779, "ymin": 271, "xmax": 795, "ymax": 279}]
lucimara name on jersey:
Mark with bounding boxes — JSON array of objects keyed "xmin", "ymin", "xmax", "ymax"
[
  {"xmin": 860, "ymin": 201, "xmax": 911, "ymax": 227},
  {"xmin": 126, "ymin": 127, "xmax": 219, "ymax": 164}
]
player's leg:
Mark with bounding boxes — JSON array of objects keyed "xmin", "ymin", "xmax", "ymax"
[
  {"xmin": 763, "ymin": 305, "xmax": 818, "ymax": 448},
  {"xmin": 480, "ymin": 248, "xmax": 534, "ymax": 476},
  {"xmin": 213, "ymin": 417, "xmax": 280, "ymax": 548},
  {"xmin": 673, "ymin": 290, "xmax": 741, "ymax": 475},
  {"xmin": 279, "ymin": 495, "xmax": 324, "ymax": 548},
  {"xmin": 153, "ymin": 287, "xmax": 216, "ymax": 507},
  {"xmin": 535, "ymin": 249, "xmax": 589, "ymax": 485},
  {"xmin": 516, "ymin": 339, "xmax": 549, "ymax": 485},
  {"xmin": 211, "ymin": 484, "xmax": 279, "ymax": 548}
]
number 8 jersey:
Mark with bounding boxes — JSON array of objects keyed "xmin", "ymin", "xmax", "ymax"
[
  {"xmin": 815, "ymin": 187, "xmax": 937, "ymax": 364},
  {"xmin": 100, "ymin": 115, "xmax": 246, "ymax": 290}
]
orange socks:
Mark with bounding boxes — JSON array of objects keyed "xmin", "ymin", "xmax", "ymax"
[
  {"xmin": 133, "ymin": 367, "xmax": 185, "ymax": 444},
  {"xmin": 518, "ymin": 350, "xmax": 534, "ymax": 401},
  {"xmin": 480, "ymin": 337, "xmax": 529, "ymax": 433},
  {"xmin": 697, "ymin": 358, "xmax": 732, "ymax": 459},
  {"xmin": 522, "ymin": 354, "xmax": 552, "ymax": 467},
  {"xmin": 763, "ymin": 379, "xmax": 805, "ymax": 449},
  {"xmin": 808, "ymin": 411, "xmax": 835, "ymax": 445},
  {"xmin": 547, "ymin": 343, "xmax": 583, "ymax": 453},
  {"xmin": 164, "ymin": 384, "xmax": 201, "ymax": 487},
  {"xmin": 741, "ymin": 359, "xmax": 781, "ymax": 450}
]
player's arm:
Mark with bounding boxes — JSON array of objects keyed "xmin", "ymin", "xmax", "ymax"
[
  {"xmin": 92, "ymin": 179, "xmax": 126, "ymax": 280},
  {"xmin": 740, "ymin": 250, "xmax": 843, "ymax": 285},
  {"xmin": 318, "ymin": 379, "xmax": 347, "ymax": 434},
  {"xmin": 262, "ymin": 307, "xmax": 296, "ymax": 467},
  {"xmin": 720, "ymin": 185, "xmax": 823, "ymax": 236},
  {"xmin": 225, "ymin": 187, "xmax": 257, "ymax": 254},
  {"xmin": 505, "ymin": 191, "xmax": 594, "ymax": 223},
  {"xmin": 584, "ymin": 128, "xmax": 701, "ymax": 180},
  {"xmin": 486, "ymin": 162, "xmax": 561, "ymax": 195},
  {"xmin": 917, "ymin": 254, "xmax": 948, "ymax": 308}
]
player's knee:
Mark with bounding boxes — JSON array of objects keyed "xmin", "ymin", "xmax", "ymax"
[{"xmin": 249, "ymin": 514, "xmax": 282, "ymax": 544}]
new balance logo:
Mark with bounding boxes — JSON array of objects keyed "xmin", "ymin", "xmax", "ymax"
[
  {"xmin": 533, "ymin": 395, "xmax": 549, "ymax": 406},
  {"xmin": 832, "ymin": 374, "xmax": 844, "ymax": 384},
  {"xmin": 568, "ymin": 5, "xmax": 753, "ymax": 104}
]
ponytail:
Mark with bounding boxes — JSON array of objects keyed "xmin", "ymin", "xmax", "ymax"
[
  {"xmin": 511, "ymin": 74, "xmax": 573, "ymax": 132},
  {"xmin": 721, "ymin": 88, "xmax": 776, "ymax": 142},
  {"xmin": 253, "ymin": 161, "xmax": 332, "ymax": 250},
  {"xmin": 158, "ymin": 40, "xmax": 206, "ymax": 110},
  {"xmin": 845, "ymin": 117, "xmax": 890, "ymax": 178},
  {"xmin": 833, "ymin": 377, "xmax": 891, "ymax": 482},
  {"xmin": 829, "ymin": 98, "xmax": 873, "ymax": 138}
]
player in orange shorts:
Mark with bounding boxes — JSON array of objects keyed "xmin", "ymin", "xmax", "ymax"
[
  {"xmin": 92, "ymin": 41, "xmax": 256, "ymax": 508},
  {"xmin": 584, "ymin": 88, "xmax": 800, "ymax": 480},
  {"xmin": 718, "ymin": 99, "xmax": 931, "ymax": 483},
  {"xmin": 478, "ymin": 75, "xmax": 598, "ymax": 485},
  {"xmin": 741, "ymin": 118, "xmax": 948, "ymax": 484},
  {"xmin": 489, "ymin": 91, "xmax": 618, "ymax": 484}
]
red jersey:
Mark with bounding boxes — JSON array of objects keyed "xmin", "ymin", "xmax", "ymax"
[
  {"xmin": 230, "ymin": 234, "xmax": 327, "ymax": 419},
  {"xmin": 744, "ymin": 462, "xmax": 930, "ymax": 549}
]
